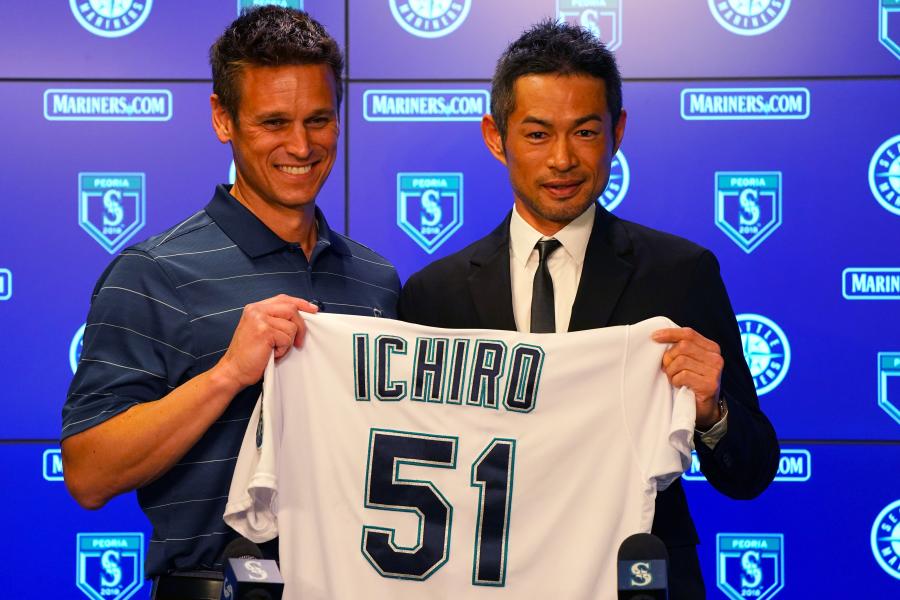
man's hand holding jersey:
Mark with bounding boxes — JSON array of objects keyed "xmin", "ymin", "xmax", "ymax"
[{"xmin": 652, "ymin": 327, "xmax": 725, "ymax": 430}]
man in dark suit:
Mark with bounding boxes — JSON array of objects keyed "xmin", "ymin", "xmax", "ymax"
[{"xmin": 399, "ymin": 20, "xmax": 779, "ymax": 599}]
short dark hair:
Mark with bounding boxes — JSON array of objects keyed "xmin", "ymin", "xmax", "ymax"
[
  {"xmin": 210, "ymin": 6, "xmax": 344, "ymax": 122},
  {"xmin": 490, "ymin": 19, "xmax": 622, "ymax": 141}
]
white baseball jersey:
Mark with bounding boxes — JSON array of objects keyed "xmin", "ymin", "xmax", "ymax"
[{"xmin": 224, "ymin": 312, "xmax": 694, "ymax": 600}]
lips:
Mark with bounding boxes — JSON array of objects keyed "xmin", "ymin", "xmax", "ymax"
[
  {"xmin": 542, "ymin": 179, "xmax": 584, "ymax": 199},
  {"xmin": 276, "ymin": 164, "xmax": 313, "ymax": 175}
]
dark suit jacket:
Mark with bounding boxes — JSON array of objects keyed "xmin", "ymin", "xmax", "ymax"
[{"xmin": 399, "ymin": 205, "xmax": 780, "ymax": 599}]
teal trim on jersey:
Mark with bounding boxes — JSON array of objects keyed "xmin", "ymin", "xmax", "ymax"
[
  {"xmin": 361, "ymin": 428, "xmax": 458, "ymax": 581},
  {"xmin": 470, "ymin": 438, "xmax": 517, "ymax": 587},
  {"xmin": 467, "ymin": 339, "xmax": 508, "ymax": 409},
  {"xmin": 353, "ymin": 333, "xmax": 371, "ymax": 401},
  {"xmin": 374, "ymin": 335, "xmax": 408, "ymax": 401},
  {"xmin": 411, "ymin": 337, "xmax": 449, "ymax": 403},
  {"xmin": 447, "ymin": 338, "xmax": 470, "ymax": 405},
  {"xmin": 503, "ymin": 344, "xmax": 545, "ymax": 414}
]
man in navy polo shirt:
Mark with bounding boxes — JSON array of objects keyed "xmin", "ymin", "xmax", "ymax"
[{"xmin": 61, "ymin": 7, "xmax": 398, "ymax": 594}]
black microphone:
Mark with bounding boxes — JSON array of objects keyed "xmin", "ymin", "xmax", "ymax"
[
  {"xmin": 617, "ymin": 533, "xmax": 669, "ymax": 600},
  {"xmin": 220, "ymin": 538, "xmax": 284, "ymax": 600}
]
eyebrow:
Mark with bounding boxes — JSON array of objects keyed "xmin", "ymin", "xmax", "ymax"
[{"xmin": 520, "ymin": 114, "xmax": 605, "ymax": 127}]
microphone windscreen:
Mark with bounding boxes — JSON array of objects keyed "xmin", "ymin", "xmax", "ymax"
[
  {"xmin": 617, "ymin": 533, "xmax": 669, "ymax": 561},
  {"xmin": 220, "ymin": 537, "xmax": 265, "ymax": 563}
]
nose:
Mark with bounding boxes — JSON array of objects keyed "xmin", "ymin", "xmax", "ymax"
[
  {"xmin": 284, "ymin": 123, "xmax": 313, "ymax": 159},
  {"xmin": 547, "ymin": 135, "xmax": 576, "ymax": 171}
]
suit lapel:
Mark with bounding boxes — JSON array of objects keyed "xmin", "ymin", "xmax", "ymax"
[
  {"xmin": 467, "ymin": 215, "xmax": 517, "ymax": 331},
  {"xmin": 568, "ymin": 206, "xmax": 634, "ymax": 331}
]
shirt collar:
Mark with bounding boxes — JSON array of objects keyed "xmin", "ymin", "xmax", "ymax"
[
  {"xmin": 509, "ymin": 202, "xmax": 596, "ymax": 267},
  {"xmin": 204, "ymin": 184, "xmax": 348, "ymax": 258}
]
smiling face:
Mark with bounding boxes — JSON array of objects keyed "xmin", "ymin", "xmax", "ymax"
[
  {"xmin": 212, "ymin": 63, "xmax": 339, "ymax": 220},
  {"xmin": 482, "ymin": 73, "xmax": 626, "ymax": 235}
]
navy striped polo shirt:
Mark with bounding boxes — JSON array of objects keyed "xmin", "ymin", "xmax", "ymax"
[{"xmin": 62, "ymin": 185, "xmax": 400, "ymax": 578}]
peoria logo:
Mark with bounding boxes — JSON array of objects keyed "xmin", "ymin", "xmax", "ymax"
[
  {"xmin": 871, "ymin": 499, "xmax": 900, "ymax": 580},
  {"xmin": 880, "ymin": 0, "xmax": 900, "ymax": 59},
  {"xmin": 70, "ymin": 0, "xmax": 153, "ymax": 38},
  {"xmin": 599, "ymin": 150, "xmax": 629, "ymax": 212},
  {"xmin": 390, "ymin": 0, "xmax": 471, "ymax": 38},
  {"xmin": 557, "ymin": 0, "xmax": 623, "ymax": 50},
  {"xmin": 70, "ymin": 323, "xmax": 86, "ymax": 374},
  {"xmin": 397, "ymin": 173, "xmax": 463, "ymax": 254},
  {"xmin": 878, "ymin": 352, "xmax": 900, "ymax": 426},
  {"xmin": 708, "ymin": 0, "xmax": 790, "ymax": 36},
  {"xmin": 717, "ymin": 534, "xmax": 785, "ymax": 600},
  {"xmin": 78, "ymin": 173, "xmax": 146, "ymax": 254},
  {"xmin": 76, "ymin": 533, "xmax": 144, "ymax": 600},
  {"xmin": 715, "ymin": 172, "xmax": 782, "ymax": 253},
  {"xmin": 868, "ymin": 134, "xmax": 900, "ymax": 216},
  {"xmin": 736, "ymin": 313, "xmax": 790, "ymax": 396}
]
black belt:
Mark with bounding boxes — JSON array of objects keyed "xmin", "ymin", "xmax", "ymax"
[{"xmin": 151, "ymin": 571, "xmax": 223, "ymax": 600}]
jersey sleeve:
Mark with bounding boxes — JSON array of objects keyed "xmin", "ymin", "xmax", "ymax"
[
  {"xmin": 61, "ymin": 251, "xmax": 194, "ymax": 440},
  {"xmin": 224, "ymin": 354, "xmax": 281, "ymax": 544},
  {"xmin": 622, "ymin": 318, "xmax": 695, "ymax": 491}
]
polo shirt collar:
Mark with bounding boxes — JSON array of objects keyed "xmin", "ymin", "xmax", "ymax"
[{"xmin": 205, "ymin": 184, "xmax": 349, "ymax": 258}]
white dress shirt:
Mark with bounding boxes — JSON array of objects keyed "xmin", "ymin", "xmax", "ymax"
[
  {"xmin": 509, "ymin": 203, "xmax": 595, "ymax": 334},
  {"xmin": 508, "ymin": 203, "xmax": 728, "ymax": 447}
]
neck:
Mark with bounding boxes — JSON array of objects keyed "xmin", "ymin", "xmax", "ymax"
[
  {"xmin": 513, "ymin": 200, "xmax": 568, "ymax": 237},
  {"xmin": 230, "ymin": 181, "xmax": 318, "ymax": 257}
]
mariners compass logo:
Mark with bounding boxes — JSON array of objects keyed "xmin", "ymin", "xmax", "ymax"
[
  {"xmin": 737, "ymin": 313, "xmax": 790, "ymax": 396},
  {"xmin": 708, "ymin": 0, "xmax": 790, "ymax": 36},
  {"xmin": 871, "ymin": 499, "xmax": 900, "ymax": 580},
  {"xmin": 869, "ymin": 134, "xmax": 900, "ymax": 216},
  {"xmin": 70, "ymin": 0, "xmax": 153, "ymax": 38},
  {"xmin": 390, "ymin": 0, "xmax": 471, "ymax": 38}
]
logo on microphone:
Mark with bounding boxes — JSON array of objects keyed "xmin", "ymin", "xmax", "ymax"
[
  {"xmin": 245, "ymin": 560, "xmax": 269, "ymax": 580},
  {"xmin": 736, "ymin": 313, "xmax": 790, "ymax": 396},
  {"xmin": 629, "ymin": 561, "xmax": 653, "ymax": 586},
  {"xmin": 78, "ymin": 173, "xmax": 146, "ymax": 254},
  {"xmin": 871, "ymin": 499, "xmax": 900, "ymax": 579},
  {"xmin": 869, "ymin": 134, "xmax": 900, "ymax": 216},
  {"xmin": 397, "ymin": 172, "xmax": 464, "ymax": 254},
  {"xmin": 715, "ymin": 172, "xmax": 782, "ymax": 253},
  {"xmin": 70, "ymin": 323, "xmax": 86, "ymax": 374},
  {"xmin": 70, "ymin": 0, "xmax": 153, "ymax": 38},
  {"xmin": 717, "ymin": 534, "xmax": 784, "ymax": 600},
  {"xmin": 389, "ymin": 0, "xmax": 471, "ymax": 38},
  {"xmin": 599, "ymin": 150, "xmax": 629, "ymax": 212},
  {"xmin": 879, "ymin": 352, "xmax": 900, "ymax": 426},
  {"xmin": 557, "ymin": 0, "xmax": 623, "ymax": 50},
  {"xmin": 708, "ymin": 0, "xmax": 791, "ymax": 36},
  {"xmin": 76, "ymin": 533, "xmax": 144, "ymax": 600},
  {"xmin": 880, "ymin": 0, "xmax": 900, "ymax": 59}
]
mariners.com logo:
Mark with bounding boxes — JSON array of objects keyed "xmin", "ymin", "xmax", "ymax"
[
  {"xmin": 44, "ymin": 89, "xmax": 173, "ymax": 122},
  {"xmin": 364, "ymin": 89, "xmax": 488, "ymax": 122}
]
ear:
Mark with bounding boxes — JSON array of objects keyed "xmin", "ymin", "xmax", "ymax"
[
  {"xmin": 611, "ymin": 108, "xmax": 627, "ymax": 155},
  {"xmin": 481, "ymin": 114, "xmax": 507, "ymax": 166},
  {"xmin": 210, "ymin": 94, "xmax": 234, "ymax": 144}
]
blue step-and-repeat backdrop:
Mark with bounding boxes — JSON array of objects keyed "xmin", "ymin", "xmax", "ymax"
[{"xmin": 1, "ymin": 1, "xmax": 899, "ymax": 598}]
